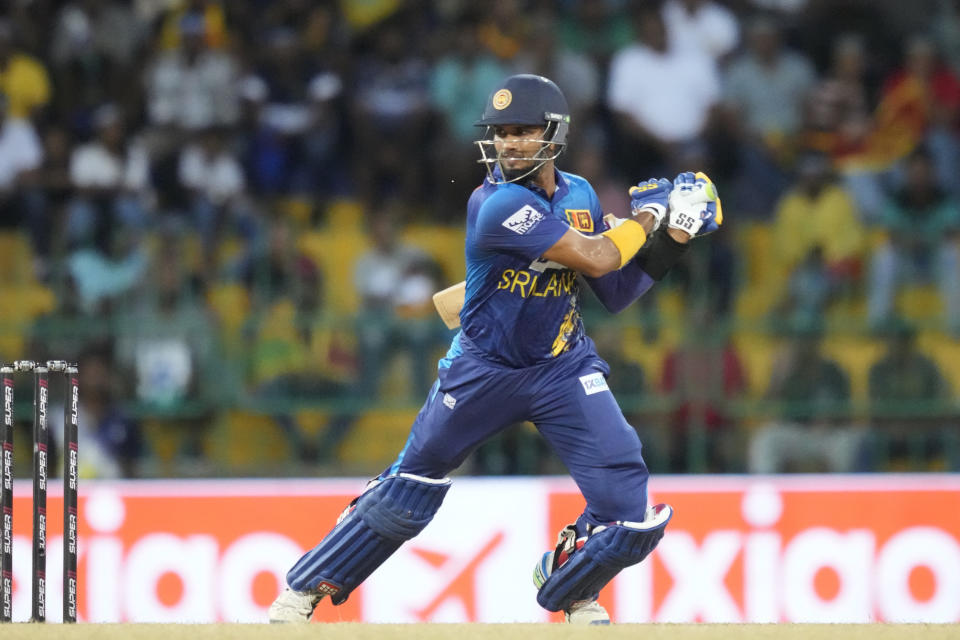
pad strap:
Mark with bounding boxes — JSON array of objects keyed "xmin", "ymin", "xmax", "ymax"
[
  {"xmin": 537, "ymin": 504, "xmax": 672, "ymax": 612},
  {"xmin": 286, "ymin": 474, "xmax": 451, "ymax": 604}
]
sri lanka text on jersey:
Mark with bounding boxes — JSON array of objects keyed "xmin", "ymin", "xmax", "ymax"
[{"xmin": 496, "ymin": 268, "xmax": 577, "ymax": 298}]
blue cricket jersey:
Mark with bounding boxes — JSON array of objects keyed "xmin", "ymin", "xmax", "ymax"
[{"xmin": 453, "ymin": 169, "xmax": 605, "ymax": 368}]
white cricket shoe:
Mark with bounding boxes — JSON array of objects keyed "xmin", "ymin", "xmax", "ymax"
[
  {"xmin": 564, "ymin": 599, "xmax": 610, "ymax": 625},
  {"xmin": 268, "ymin": 586, "xmax": 324, "ymax": 623}
]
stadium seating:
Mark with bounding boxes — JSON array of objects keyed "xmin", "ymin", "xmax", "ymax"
[
  {"xmin": 337, "ymin": 407, "xmax": 420, "ymax": 470},
  {"xmin": 0, "ymin": 232, "xmax": 34, "ymax": 285},
  {"xmin": 204, "ymin": 411, "xmax": 294, "ymax": 475}
]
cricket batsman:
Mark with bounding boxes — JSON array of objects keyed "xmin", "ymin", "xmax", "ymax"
[{"xmin": 270, "ymin": 74, "xmax": 722, "ymax": 624}]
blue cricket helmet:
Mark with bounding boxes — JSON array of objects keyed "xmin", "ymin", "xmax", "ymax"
[
  {"xmin": 475, "ymin": 74, "xmax": 571, "ymax": 184},
  {"xmin": 475, "ymin": 74, "xmax": 571, "ymax": 143}
]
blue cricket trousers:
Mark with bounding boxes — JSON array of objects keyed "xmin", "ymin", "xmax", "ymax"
[{"xmin": 384, "ymin": 334, "xmax": 650, "ymax": 526}]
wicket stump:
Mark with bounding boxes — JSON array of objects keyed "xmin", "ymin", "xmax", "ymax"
[{"xmin": 0, "ymin": 360, "xmax": 78, "ymax": 623}]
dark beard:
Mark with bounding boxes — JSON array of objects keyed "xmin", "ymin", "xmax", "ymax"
[
  {"xmin": 501, "ymin": 163, "xmax": 533, "ymax": 181},
  {"xmin": 500, "ymin": 157, "xmax": 547, "ymax": 183}
]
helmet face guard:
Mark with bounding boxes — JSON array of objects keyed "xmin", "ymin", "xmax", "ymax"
[
  {"xmin": 475, "ymin": 120, "xmax": 567, "ymax": 184},
  {"xmin": 474, "ymin": 75, "xmax": 571, "ymax": 185}
]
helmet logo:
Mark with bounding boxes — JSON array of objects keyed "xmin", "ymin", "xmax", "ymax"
[{"xmin": 492, "ymin": 89, "xmax": 512, "ymax": 110}]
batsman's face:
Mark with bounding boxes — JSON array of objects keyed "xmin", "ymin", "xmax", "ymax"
[{"xmin": 493, "ymin": 125, "xmax": 548, "ymax": 169}]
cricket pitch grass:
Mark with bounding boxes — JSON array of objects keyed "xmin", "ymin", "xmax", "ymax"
[{"xmin": 0, "ymin": 624, "xmax": 958, "ymax": 640}]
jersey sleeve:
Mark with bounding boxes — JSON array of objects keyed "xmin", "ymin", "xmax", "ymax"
[
  {"xmin": 475, "ymin": 190, "xmax": 569, "ymax": 261},
  {"xmin": 588, "ymin": 182, "xmax": 605, "ymax": 233}
]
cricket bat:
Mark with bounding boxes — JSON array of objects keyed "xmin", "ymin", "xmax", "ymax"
[{"xmin": 433, "ymin": 280, "xmax": 466, "ymax": 329}]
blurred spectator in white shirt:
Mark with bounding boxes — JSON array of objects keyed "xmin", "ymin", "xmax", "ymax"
[
  {"xmin": 66, "ymin": 104, "xmax": 152, "ymax": 248},
  {"xmin": 0, "ymin": 91, "xmax": 42, "ymax": 213},
  {"xmin": 70, "ymin": 106, "xmax": 149, "ymax": 192},
  {"xmin": 178, "ymin": 126, "xmax": 259, "ymax": 250},
  {"xmin": 606, "ymin": 8, "xmax": 720, "ymax": 179},
  {"xmin": 145, "ymin": 13, "xmax": 239, "ymax": 135},
  {"xmin": 662, "ymin": 0, "xmax": 740, "ymax": 63},
  {"xmin": 0, "ymin": 88, "xmax": 44, "ymax": 279}
]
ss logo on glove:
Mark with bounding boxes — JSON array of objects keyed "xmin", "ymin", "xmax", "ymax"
[
  {"xmin": 668, "ymin": 171, "xmax": 723, "ymax": 238},
  {"xmin": 674, "ymin": 212, "xmax": 696, "ymax": 230}
]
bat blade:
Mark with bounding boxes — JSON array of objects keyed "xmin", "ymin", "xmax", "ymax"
[{"xmin": 432, "ymin": 281, "xmax": 466, "ymax": 329}]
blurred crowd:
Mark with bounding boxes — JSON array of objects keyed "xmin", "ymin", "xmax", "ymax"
[{"xmin": 1, "ymin": 0, "xmax": 960, "ymax": 478}]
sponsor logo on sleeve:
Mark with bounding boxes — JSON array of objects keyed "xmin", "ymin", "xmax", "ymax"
[
  {"xmin": 502, "ymin": 205, "xmax": 544, "ymax": 235},
  {"xmin": 578, "ymin": 372, "xmax": 609, "ymax": 396},
  {"xmin": 442, "ymin": 393, "xmax": 457, "ymax": 409}
]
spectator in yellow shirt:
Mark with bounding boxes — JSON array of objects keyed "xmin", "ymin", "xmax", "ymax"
[
  {"xmin": 771, "ymin": 150, "xmax": 865, "ymax": 301},
  {"xmin": 0, "ymin": 20, "xmax": 51, "ymax": 120}
]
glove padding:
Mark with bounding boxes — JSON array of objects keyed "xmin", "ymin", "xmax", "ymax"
[
  {"xmin": 629, "ymin": 178, "xmax": 672, "ymax": 231},
  {"xmin": 668, "ymin": 171, "xmax": 722, "ymax": 237}
]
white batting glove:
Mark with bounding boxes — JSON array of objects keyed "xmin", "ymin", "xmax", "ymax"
[{"xmin": 667, "ymin": 171, "xmax": 722, "ymax": 237}]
